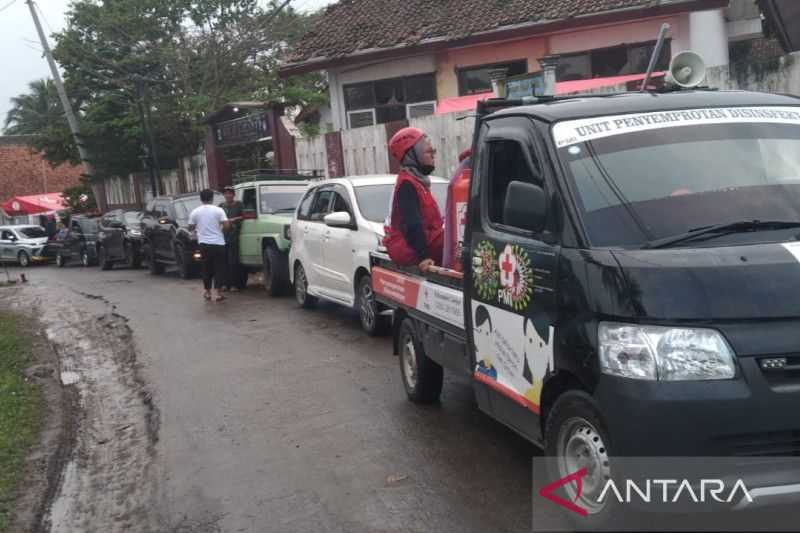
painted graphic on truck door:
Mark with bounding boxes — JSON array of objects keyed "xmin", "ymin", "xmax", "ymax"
[{"xmin": 469, "ymin": 118, "xmax": 558, "ymax": 414}]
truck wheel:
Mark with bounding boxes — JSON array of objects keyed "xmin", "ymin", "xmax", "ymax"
[
  {"xmin": 17, "ymin": 250, "xmax": 30, "ymax": 268},
  {"xmin": 176, "ymin": 245, "xmax": 191, "ymax": 280},
  {"xmin": 98, "ymin": 246, "xmax": 113, "ymax": 270},
  {"xmin": 263, "ymin": 247, "xmax": 288, "ymax": 296},
  {"xmin": 149, "ymin": 247, "xmax": 164, "ymax": 275},
  {"xmin": 294, "ymin": 263, "xmax": 317, "ymax": 308},
  {"xmin": 398, "ymin": 318, "xmax": 443, "ymax": 404},
  {"xmin": 544, "ymin": 391, "xmax": 617, "ymax": 529},
  {"xmin": 357, "ymin": 274, "xmax": 389, "ymax": 336},
  {"xmin": 56, "ymin": 253, "xmax": 65, "ymax": 268}
]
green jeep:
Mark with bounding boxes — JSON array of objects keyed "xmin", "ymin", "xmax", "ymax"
[{"xmin": 233, "ymin": 175, "xmax": 311, "ymax": 295}]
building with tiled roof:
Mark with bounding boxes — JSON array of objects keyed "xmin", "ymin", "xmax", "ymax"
[{"xmin": 280, "ymin": 0, "xmax": 739, "ymax": 131}]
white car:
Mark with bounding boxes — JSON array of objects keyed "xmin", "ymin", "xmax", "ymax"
[
  {"xmin": 0, "ymin": 225, "xmax": 50, "ymax": 267},
  {"xmin": 289, "ymin": 174, "xmax": 447, "ymax": 335}
]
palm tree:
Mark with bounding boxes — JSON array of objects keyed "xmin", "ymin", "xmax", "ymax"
[{"xmin": 3, "ymin": 79, "xmax": 64, "ymax": 135}]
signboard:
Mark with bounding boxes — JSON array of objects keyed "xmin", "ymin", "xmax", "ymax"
[
  {"xmin": 216, "ymin": 112, "xmax": 271, "ymax": 147},
  {"xmin": 506, "ymin": 72, "xmax": 544, "ymax": 99},
  {"xmin": 552, "ymin": 106, "xmax": 800, "ymax": 148}
]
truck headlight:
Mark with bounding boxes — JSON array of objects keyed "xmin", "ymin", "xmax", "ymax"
[
  {"xmin": 598, "ymin": 322, "xmax": 736, "ymax": 381},
  {"xmin": 283, "ymin": 225, "xmax": 291, "ymax": 240}
]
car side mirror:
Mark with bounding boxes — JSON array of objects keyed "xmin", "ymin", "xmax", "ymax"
[
  {"xmin": 504, "ymin": 181, "xmax": 546, "ymax": 234},
  {"xmin": 242, "ymin": 209, "xmax": 257, "ymax": 220},
  {"xmin": 323, "ymin": 211, "xmax": 354, "ymax": 229},
  {"xmin": 8, "ymin": 235, "xmax": 17, "ymax": 242}
]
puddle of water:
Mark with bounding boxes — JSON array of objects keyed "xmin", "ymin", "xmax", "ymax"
[{"xmin": 60, "ymin": 371, "xmax": 80, "ymax": 386}]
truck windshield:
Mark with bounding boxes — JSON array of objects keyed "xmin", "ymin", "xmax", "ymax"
[
  {"xmin": 555, "ymin": 109, "xmax": 800, "ymax": 248},
  {"xmin": 355, "ymin": 183, "xmax": 447, "ymax": 223}
]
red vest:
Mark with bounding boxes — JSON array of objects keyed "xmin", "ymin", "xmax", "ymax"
[{"xmin": 384, "ymin": 170, "xmax": 444, "ymax": 266}]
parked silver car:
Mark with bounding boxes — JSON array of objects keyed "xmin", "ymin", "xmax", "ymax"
[{"xmin": 0, "ymin": 225, "xmax": 50, "ymax": 267}]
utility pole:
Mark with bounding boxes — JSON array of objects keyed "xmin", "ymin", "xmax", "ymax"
[
  {"xmin": 134, "ymin": 79, "xmax": 160, "ymax": 198},
  {"xmin": 25, "ymin": 0, "xmax": 107, "ymax": 211}
]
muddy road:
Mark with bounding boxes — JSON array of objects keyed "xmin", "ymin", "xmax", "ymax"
[{"xmin": 7, "ymin": 264, "xmax": 544, "ymax": 532}]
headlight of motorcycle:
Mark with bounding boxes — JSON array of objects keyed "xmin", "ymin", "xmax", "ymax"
[{"xmin": 598, "ymin": 322, "xmax": 736, "ymax": 381}]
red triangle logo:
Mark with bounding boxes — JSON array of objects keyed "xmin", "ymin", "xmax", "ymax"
[{"xmin": 538, "ymin": 467, "xmax": 589, "ymax": 517}]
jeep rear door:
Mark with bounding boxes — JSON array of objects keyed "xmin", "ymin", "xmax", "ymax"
[{"xmin": 238, "ymin": 186, "xmax": 258, "ymax": 265}]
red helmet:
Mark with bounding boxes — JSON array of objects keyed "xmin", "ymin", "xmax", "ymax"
[{"xmin": 389, "ymin": 127, "xmax": 425, "ymax": 162}]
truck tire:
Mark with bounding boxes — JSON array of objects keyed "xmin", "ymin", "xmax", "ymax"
[
  {"xmin": 263, "ymin": 247, "xmax": 288, "ymax": 296},
  {"xmin": 149, "ymin": 247, "xmax": 165, "ymax": 275},
  {"xmin": 17, "ymin": 250, "xmax": 30, "ymax": 268},
  {"xmin": 294, "ymin": 263, "xmax": 317, "ymax": 308},
  {"xmin": 98, "ymin": 246, "xmax": 113, "ymax": 270},
  {"xmin": 544, "ymin": 390, "xmax": 617, "ymax": 529},
  {"xmin": 357, "ymin": 274, "xmax": 389, "ymax": 336},
  {"xmin": 398, "ymin": 318, "xmax": 443, "ymax": 404}
]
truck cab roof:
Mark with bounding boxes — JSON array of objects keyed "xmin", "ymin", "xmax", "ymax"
[{"xmin": 492, "ymin": 90, "xmax": 800, "ymax": 123}]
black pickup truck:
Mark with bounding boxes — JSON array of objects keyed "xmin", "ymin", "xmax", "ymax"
[{"xmin": 373, "ymin": 89, "xmax": 800, "ymax": 525}]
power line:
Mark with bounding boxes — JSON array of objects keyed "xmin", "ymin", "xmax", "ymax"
[
  {"xmin": 0, "ymin": 0, "xmax": 18, "ymax": 13},
  {"xmin": 34, "ymin": 1, "xmax": 54, "ymax": 33}
]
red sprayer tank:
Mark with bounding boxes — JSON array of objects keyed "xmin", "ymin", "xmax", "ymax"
[{"xmin": 443, "ymin": 149, "xmax": 472, "ymax": 271}]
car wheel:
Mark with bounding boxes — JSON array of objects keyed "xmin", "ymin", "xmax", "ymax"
[
  {"xmin": 544, "ymin": 391, "xmax": 617, "ymax": 529},
  {"xmin": 81, "ymin": 249, "xmax": 91, "ymax": 267},
  {"xmin": 148, "ymin": 246, "xmax": 165, "ymax": 275},
  {"xmin": 263, "ymin": 247, "xmax": 288, "ymax": 296},
  {"xmin": 98, "ymin": 246, "xmax": 113, "ymax": 270},
  {"xmin": 398, "ymin": 318, "xmax": 443, "ymax": 404},
  {"xmin": 357, "ymin": 274, "xmax": 389, "ymax": 336},
  {"xmin": 176, "ymin": 245, "xmax": 191, "ymax": 280},
  {"xmin": 294, "ymin": 263, "xmax": 317, "ymax": 308},
  {"xmin": 17, "ymin": 250, "xmax": 30, "ymax": 268},
  {"xmin": 56, "ymin": 253, "xmax": 65, "ymax": 268}
]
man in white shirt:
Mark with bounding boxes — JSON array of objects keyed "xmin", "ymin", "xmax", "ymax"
[{"xmin": 189, "ymin": 189, "xmax": 231, "ymax": 301}]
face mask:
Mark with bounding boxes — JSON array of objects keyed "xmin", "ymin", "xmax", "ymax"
[{"xmin": 419, "ymin": 163, "xmax": 435, "ymax": 176}]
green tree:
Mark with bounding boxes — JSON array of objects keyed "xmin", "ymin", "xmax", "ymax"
[
  {"xmin": 20, "ymin": 0, "xmax": 327, "ymax": 183},
  {"xmin": 3, "ymin": 79, "xmax": 65, "ymax": 135}
]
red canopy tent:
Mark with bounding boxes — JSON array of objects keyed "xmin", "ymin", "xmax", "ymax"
[
  {"xmin": 435, "ymin": 72, "xmax": 666, "ymax": 115},
  {"xmin": 2, "ymin": 193, "xmax": 66, "ymax": 216}
]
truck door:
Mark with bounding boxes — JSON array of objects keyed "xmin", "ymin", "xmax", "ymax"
[
  {"xmin": 239, "ymin": 186, "xmax": 258, "ymax": 265},
  {"xmin": 467, "ymin": 116, "xmax": 558, "ymax": 443}
]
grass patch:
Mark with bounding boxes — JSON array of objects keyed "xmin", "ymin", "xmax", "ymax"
[{"xmin": 0, "ymin": 313, "xmax": 44, "ymax": 532}]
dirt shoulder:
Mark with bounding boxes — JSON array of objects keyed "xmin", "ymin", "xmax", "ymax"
[{"xmin": 0, "ymin": 291, "xmax": 72, "ymax": 533}]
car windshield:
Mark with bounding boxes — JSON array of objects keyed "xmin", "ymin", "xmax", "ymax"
[
  {"xmin": 18, "ymin": 227, "xmax": 46, "ymax": 238},
  {"xmin": 124, "ymin": 212, "xmax": 142, "ymax": 224},
  {"xmin": 259, "ymin": 187, "xmax": 306, "ymax": 214},
  {"xmin": 354, "ymin": 183, "xmax": 447, "ymax": 223},
  {"xmin": 554, "ymin": 107, "xmax": 800, "ymax": 248}
]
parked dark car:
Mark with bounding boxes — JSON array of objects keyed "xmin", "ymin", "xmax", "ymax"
[
  {"xmin": 96, "ymin": 209, "xmax": 144, "ymax": 270},
  {"xmin": 50, "ymin": 216, "xmax": 99, "ymax": 267},
  {"xmin": 142, "ymin": 192, "xmax": 223, "ymax": 279}
]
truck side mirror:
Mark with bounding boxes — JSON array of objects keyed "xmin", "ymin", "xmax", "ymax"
[{"xmin": 504, "ymin": 181, "xmax": 546, "ymax": 233}]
